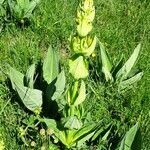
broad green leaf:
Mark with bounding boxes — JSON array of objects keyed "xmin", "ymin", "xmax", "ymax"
[
  {"xmin": 59, "ymin": 130, "xmax": 76, "ymax": 148},
  {"xmin": 73, "ymin": 124, "xmax": 95, "ymax": 142},
  {"xmin": 91, "ymin": 121, "xmax": 109, "ymax": 141},
  {"xmin": 9, "ymin": 0, "xmax": 22, "ymax": 20},
  {"xmin": 72, "ymin": 81, "xmax": 79, "ymax": 102},
  {"xmin": 101, "ymin": 128, "xmax": 111, "ymax": 142},
  {"xmin": 15, "ymin": 84, "xmax": 42, "ymax": 112},
  {"xmin": 112, "ymin": 55, "xmax": 123, "ymax": 78},
  {"xmin": 73, "ymin": 80, "xmax": 86, "ymax": 106},
  {"xmin": 9, "ymin": 66, "xmax": 24, "ymax": 90},
  {"xmin": 24, "ymin": 0, "xmax": 40, "ymax": 18},
  {"xmin": 126, "ymin": 68, "xmax": 140, "ymax": 79},
  {"xmin": 119, "ymin": 136, "xmax": 125, "ymax": 150},
  {"xmin": 49, "ymin": 144, "xmax": 59, "ymax": 150},
  {"xmin": 66, "ymin": 88, "xmax": 71, "ymax": 105},
  {"xmin": 76, "ymin": 104, "xmax": 84, "ymax": 119},
  {"xmin": 44, "ymin": 119, "xmax": 68, "ymax": 147},
  {"xmin": 46, "ymin": 80, "xmax": 55, "ymax": 102},
  {"xmin": 119, "ymin": 122, "xmax": 141, "ymax": 150},
  {"xmin": 102, "ymin": 67, "xmax": 113, "ymax": 82},
  {"xmin": 58, "ymin": 131, "xmax": 68, "ymax": 147},
  {"xmin": 17, "ymin": 0, "xmax": 29, "ymax": 9},
  {"xmin": 73, "ymin": 124, "xmax": 97, "ymax": 146},
  {"xmin": 77, "ymin": 130, "xmax": 95, "ymax": 147},
  {"xmin": 52, "ymin": 70, "xmax": 66, "ymax": 100},
  {"xmin": 119, "ymin": 72, "xmax": 143, "ymax": 92},
  {"xmin": 125, "ymin": 123, "xmax": 141, "ymax": 150},
  {"xmin": 43, "ymin": 46, "xmax": 59, "ymax": 84},
  {"xmin": 0, "ymin": 5, "xmax": 6, "ymax": 17},
  {"xmin": 8, "ymin": 0, "xmax": 14, "ymax": 11},
  {"xmin": 25, "ymin": 64, "xmax": 36, "ymax": 88},
  {"xmin": 99, "ymin": 41, "xmax": 113, "ymax": 81},
  {"xmin": 0, "ymin": 0, "xmax": 4, "ymax": 4},
  {"xmin": 116, "ymin": 44, "xmax": 141, "ymax": 80},
  {"xmin": 63, "ymin": 116, "xmax": 82, "ymax": 130},
  {"xmin": 69, "ymin": 55, "xmax": 88, "ymax": 80},
  {"xmin": 44, "ymin": 118, "xmax": 58, "ymax": 132},
  {"xmin": 91, "ymin": 128, "xmax": 104, "ymax": 141}
]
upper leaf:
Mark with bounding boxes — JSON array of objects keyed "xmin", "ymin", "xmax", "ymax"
[
  {"xmin": 44, "ymin": 118, "xmax": 59, "ymax": 133},
  {"xmin": 118, "ymin": 72, "xmax": 143, "ymax": 92},
  {"xmin": 69, "ymin": 55, "xmax": 88, "ymax": 80},
  {"xmin": 9, "ymin": 66, "xmax": 24, "ymax": 90},
  {"xmin": 73, "ymin": 124, "xmax": 96, "ymax": 143},
  {"xmin": 0, "ymin": 0, "xmax": 5, "ymax": 5},
  {"xmin": 73, "ymin": 80, "xmax": 86, "ymax": 106},
  {"xmin": 43, "ymin": 46, "xmax": 59, "ymax": 84},
  {"xmin": 24, "ymin": 0, "xmax": 40, "ymax": 18},
  {"xmin": 9, "ymin": 66, "xmax": 42, "ymax": 113},
  {"xmin": 99, "ymin": 41, "xmax": 113, "ymax": 81},
  {"xmin": 16, "ymin": 0, "xmax": 29, "ymax": 10},
  {"xmin": 44, "ymin": 118, "xmax": 69, "ymax": 147},
  {"xmin": 52, "ymin": 70, "xmax": 66, "ymax": 100},
  {"xmin": 63, "ymin": 116, "xmax": 82, "ymax": 130},
  {"xmin": 15, "ymin": 84, "xmax": 42, "ymax": 113},
  {"xmin": 25, "ymin": 64, "xmax": 36, "ymax": 89},
  {"xmin": 116, "ymin": 44, "xmax": 141, "ymax": 81},
  {"xmin": 119, "ymin": 122, "xmax": 141, "ymax": 150}
]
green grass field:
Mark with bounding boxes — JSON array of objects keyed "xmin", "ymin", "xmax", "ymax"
[{"xmin": 0, "ymin": 0, "xmax": 150, "ymax": 149}]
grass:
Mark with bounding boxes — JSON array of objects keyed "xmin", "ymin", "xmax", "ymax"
[{"xmin": 0, "ymin": 0, "xmax": 150, "ymax": 149}]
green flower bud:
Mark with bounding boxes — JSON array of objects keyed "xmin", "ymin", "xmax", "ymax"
[
  {"xmin": 31, "ymin": 141, "xmax": 36, "ymax": 147},
  {"xmin": 76, "ymin": 18, "xmax": 93, "ymax": 37},
  {"xmin": 47, "ymin": 128, "xmax": 54, "ymax": 135},
  {"xmin": 40, "ymin": 128, "xmax": 46, "ymax": 136},
  {"xmin": 82, "ymin": 0, "xmax": 94, "ymax": 11},
  {"xmin": 71, "ymin": 35, "xmax": 97, "ymax": 56},
  {"xmin": 76, "ymin": 0, "xmax": 95, "ymax": 37},
  {"xmin": 33, "ymin": 107, "xmax": 41, "ymax": 115},
  {"xmin": 69, "ymin": 55, "xmax": 88, "ymax": 79},
  {"xmin": 77, "ymin": 0, "xmax": 95, "ymax": 23},
  {"xmin": 41, "ymin": 146, "xmax": 46, "ymax": 150}
]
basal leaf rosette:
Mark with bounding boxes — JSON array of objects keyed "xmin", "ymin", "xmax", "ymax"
[
  {"xmin": 69, "ymin": 55, "xmax": 88, "ymax": 80},
  {"xmin": 71, "ymin": 35, "xmax": 97, "ymax": 57}
]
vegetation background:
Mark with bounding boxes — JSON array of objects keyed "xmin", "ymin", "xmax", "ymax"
[{"xmin": 0, "ymin": 0, "xmax": 150, "ymax": 149}]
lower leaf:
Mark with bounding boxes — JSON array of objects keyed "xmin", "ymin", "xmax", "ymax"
[{"xmin": 15, "ymin": 84, "xmax": 42, "ymax": 113}]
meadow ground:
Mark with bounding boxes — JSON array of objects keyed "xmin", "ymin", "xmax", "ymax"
[{"xmin": 0, "ymin": 0, "xmax": 150, "ymax": 149}]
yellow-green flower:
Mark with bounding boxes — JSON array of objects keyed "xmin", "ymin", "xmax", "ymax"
[{"xmin": 71, "ymin": 35, "xmax": 97, "ymax": 56}]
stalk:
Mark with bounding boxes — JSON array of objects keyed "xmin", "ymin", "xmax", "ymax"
[
  {"xmin": 60, "ymin": 0, "xmax": 97, "ymax": 147},
  {"xmin": 69, "ymin": 0, "xmax": 96, "ymax": 80},
  {"xmin": 66, "ymin": 0, "xmax": 96, "ymax": 127}
]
